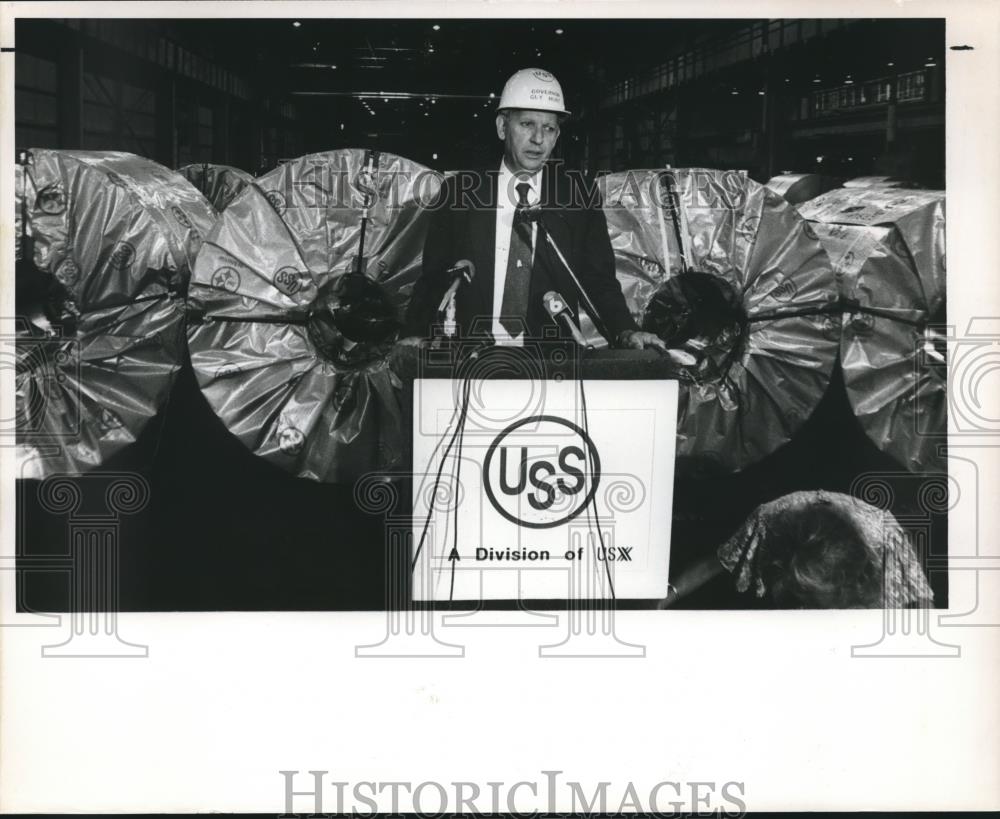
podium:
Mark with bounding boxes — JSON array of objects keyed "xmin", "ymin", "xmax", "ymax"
[{"xmin": 397, "ymin": 343, "xmax": 681, "ymax": 609}]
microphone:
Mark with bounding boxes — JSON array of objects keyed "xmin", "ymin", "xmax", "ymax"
[
  {"xmin": 544, "ymin": 290, "xmax": 592, "ymax": 349},
  {"xmin": 532, "ymin": 210, "xmax": 614, "ymax": 344},
  {"xmin": 436, "ymin": 259, "xmax": 476, "ymax": 314}
]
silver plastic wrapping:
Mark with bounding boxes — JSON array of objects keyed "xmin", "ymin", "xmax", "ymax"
[
  {"xmin": 842, "ymin": 176, "xmax": 918, "ymax": 189},
  {"xmin": 765, "ymin": 173, "xmax": 829, "ymax": 205},
  {"xmin": 14, "ymin": 160, "xmax": 25, "ymax": 261},
  {"xmin": 802, "ymin": 188, "xmax": 947, "ymax": 472},
  {"xmin": 188, "ymin": 149, "xmax": 443, "ymax": 482},
  {"xmin": 599, "ymin": 168, "xmax": 838, "ymax": 473},
  {"xmin": 178, "ymin": 163, "xmax": 255, "ymax": 212},
  {"xmin": 16, "ymin": 150, "xmax": 216, "ymax": 478}
]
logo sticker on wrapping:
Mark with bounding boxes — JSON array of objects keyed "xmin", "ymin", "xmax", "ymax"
[
  {"xmin": 277, "ymin": 426, "xmax": 305, "ymax": 456},
  {"xmin": 265, "ymin": 190, "xmax": 287, "ymax": 215},
  {"xmin": 483, "ymin": 415, "xmax": 601, "ymax": 530},
  {"xmin": 739, "ymin": 215, "xmax": 760, "ymax": 237},
  {"xmin": 170, "ymin": 206, "xmax": 193, "ymax": 229},
  {"xmin": 55, "ymin": 257, "xmax": 80, "ymax": 287},
  {"xmin": 768, "ymin": 272, "xmax": 797, "ymax": 303},
  {"xmin": 532, "ymin": 70, "xmax": 555, "ymax": 82},
  {"xmin": 37, "ymin": 184, "xmax": 67, "ymax": 215},
  {"xmin": 273, "ymin": 266, "xmax": 307, "ymax": 297},
  {"xmin": 108, "ymin": 241, "xmax": 136, "ymax": 272},
  {"xmin": 212, "ymin": 266, "xmax": 241, "ymax": 292}
]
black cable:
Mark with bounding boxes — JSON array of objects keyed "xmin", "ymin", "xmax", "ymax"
[
  {"xmin": 448, "ymin": 377, "xmax": 470, "ymax": 602},
  {"xmin": 578, "ymin": 377, "xmax": 615, "ymax": 601},
  {"xmin": 748, "ymin": 297, "xmax": 928, "ymax": 328},
  {"xmin": 659, "ymin": 171, "xmax": 691, "ymax": 275},
  {"xmin": 354, "ymin": 149, "xmax": 380, "ymax": 276},
  {"xmin": 411, "ymin": 367, "xmax": 473, "ymax": 573}
]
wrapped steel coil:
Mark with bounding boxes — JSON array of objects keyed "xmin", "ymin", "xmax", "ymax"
[
  {"xmin": 178, "ymin": 162, "xmax": 255, "ymax": 212},
  {"xmin": 187, "ymin": 149, "xmax": 443, "ymax": 482},
  {"xmin": 598, "ymin": 167, "xmax": 839, "ymax": 473},
  {"xmin": 843, "ymin": 176, "xmax": 918, "ymax": 190},
  {"xmin": 801, "ymin": 188, "xmax": 947, "ymax": 472},
  {"xmin": 765, "ymin": 173, "xmax": 835, "ymax": 205},
  {"xmin": 15, "ymin": 149, "xmax": 216, "ymax": 478}
]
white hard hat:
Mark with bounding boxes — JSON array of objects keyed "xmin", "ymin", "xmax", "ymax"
[{"xmin": 497, "ymin": 68, "xmax": 570, "ymax": 116}]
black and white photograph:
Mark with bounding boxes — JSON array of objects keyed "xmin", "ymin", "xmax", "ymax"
[{"xmin": 2, "ymin": 1, "xmax": 998, "ymax": 814}]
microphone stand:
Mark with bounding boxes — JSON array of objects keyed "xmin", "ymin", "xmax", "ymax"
[{"xmin": 532, "ymin": 212, "xmax": 615, "ymax": 346}]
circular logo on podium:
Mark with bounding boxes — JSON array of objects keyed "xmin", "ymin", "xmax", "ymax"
[{"xmin": 483, "ymin": 415, "xmax": 601, "ymax": 529}]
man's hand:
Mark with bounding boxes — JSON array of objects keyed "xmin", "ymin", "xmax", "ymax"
[
  {"xmin": 617, "ymin": 330, "xmax": 667, "ymax": 351},
  {"xmin": 616, "ymin": 331, "xmax": 698, "ymax": 367}
]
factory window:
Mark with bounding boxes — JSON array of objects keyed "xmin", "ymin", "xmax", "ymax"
[{"xmin": 897, "ymin": 70, "xmax": 926, "ymax": 102}]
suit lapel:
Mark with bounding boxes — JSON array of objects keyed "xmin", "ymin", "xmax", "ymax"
[{"xmin": 468, "ymin": 170, "xmax": 498, "ymax": 317}]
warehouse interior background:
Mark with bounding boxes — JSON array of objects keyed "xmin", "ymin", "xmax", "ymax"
[
  {"xmin": 13, "ymin": 16, "xmax": 948, "ymax": 611},
  {"xmin": 15, "ymin": 17, "xmax": 944, "ymax": 186}
]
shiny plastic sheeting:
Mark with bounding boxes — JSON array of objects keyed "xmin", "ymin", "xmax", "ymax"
[
  {"xmin": 803, "ymin": 188, "xmax": 947, "ymax": 473},
  {"xmin": 16, "ymin": 150, "xmax": 215, "ymax": 477},
  {"xmin": 765, "ymin": 173, "xmax": 835, "ymax": 205},
  {"xmin": 188, "ymin": 149, "xmax": 443, "ymax": 482},
  {"xmin": 599, "ymin": 168, "xmax": 838, "ymax": 473},
  {"xmin": 843, "ymin": 176, "xmax": 917, "ymax": 190},
  {"xmin": 178, "ymin": 163, "xmax": 255, "ymax": 212}
]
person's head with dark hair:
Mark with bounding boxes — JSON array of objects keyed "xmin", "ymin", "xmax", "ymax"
[
  {"xmin": 718, "ymin": 490, "xmax": 933, "ymax": 609},
  {"xmin": 762, "ymin": 502, "xmax": 883, "ymax": 608}
]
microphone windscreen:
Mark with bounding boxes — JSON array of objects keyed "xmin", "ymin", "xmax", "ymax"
[{"xmin": 543, "ymin": 290, "xmax": 566, "ymax": 317}]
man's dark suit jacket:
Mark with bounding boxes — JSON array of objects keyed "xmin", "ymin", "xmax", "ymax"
[{"xmin": 402, "ymin": 162, "xmax": 638, "ymax": 342}]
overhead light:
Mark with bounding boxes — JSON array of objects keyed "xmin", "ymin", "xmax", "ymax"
[
  {"xmin": 424, "ymin": 112, "xmax": 429, "ymax": 117},
  {"xmin": 816, "ymin": 156, "xmax": 824, "ymax": 163},
  {"xmin": 784, "ymin": 78, "xmax": 790, "ymax": 83},
  {"xmin": 757, "ymin": 90, "xmax": 765, "ymax": 96},
  {"xmin": 473, "ymin": 113, "xmax": 478, "ymax": 118},
  {"xmin": 292, "ymin": 21, "xmax": 301, "ymax": 28},
  {"xmin": 432, "ymin": 24, "xmax": 440, "ymax": 31},
  {"xmin": 431, "ymin": 98, "xmax": 437, "ymax": 104},
  {"xmin": 887, "ymin": 61, "xmax": 895, "ymax": 67},
  {"xmin": 432, "ymin": 152, "xmax": 438, "ymax": 160},
  {"xmin": 812, "ymin": 77, "xmax": 821, "ymax": 83},
  {"xmin": 330, "ymin": 64, "xmax": 337, "ymax": 70},
  {"xmin": 536, "ymin": 51, "xmax": 542, "ymax": 57},
  {"xmin": 555, "ymin": 28, "xmax": 564, "ymax": 35},
  {"xmin": 730, "ymin": 90, "xmax": 739, "ymax": 95},
  {"xmin": 489, "ymin": 92, "xmax": 495, "ymax": 99},
  {"xmin": 340, "ymin": 123, "xmax": 345, "ymax": 130},
  {"xmin": 312, "ymin": 46, "xmax": 317, "ymax": 52},
  {"xmin": 845, "ymin": 78, "xmax": 853, "ymax": 85},
  {"xmin": 847, "ymin": 156, "xmax": 854, "ymax": 162},
  {"xmin": 925, "ymin": 61, "xmax": 937, "ymax": 67},
  {"xmin": 428, "ymin": 46, "xmax": 435, "ymax": 53}
]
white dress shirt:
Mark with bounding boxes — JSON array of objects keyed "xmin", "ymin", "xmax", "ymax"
[{"xmin": 492, "ymin": 159, "xmax": 542, "ymax": 345}]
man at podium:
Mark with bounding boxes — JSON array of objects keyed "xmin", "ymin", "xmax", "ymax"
[{"xmin": 398, "ymin": 67, "xmax": 666, "ymax": 351}]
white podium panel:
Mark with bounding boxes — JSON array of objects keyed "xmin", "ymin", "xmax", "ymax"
[{"xmin": 412, "ymin": 378, "xmax": 677, "ymax": 601}]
